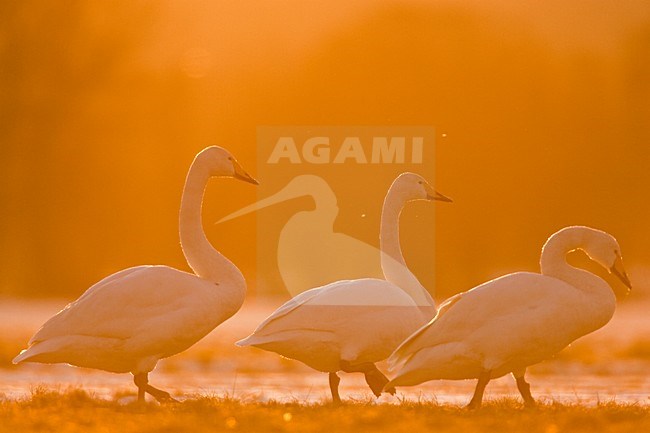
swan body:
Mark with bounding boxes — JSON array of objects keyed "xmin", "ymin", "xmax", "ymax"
[
  {"xmin": 13, "ymin": 146, "xmax": 258, "ymax": 402},
  {"xmin": 13, "ymin": 266, "xmax": 242, "ymax": 373},
  {"xmin": 237, "ymin": 278, "xmax": 428, "ymax": 373},
  {"xmin": 237, "ymin": 173, "xmax": 450, "ymax": 402},
  {"xmin": 386, "ymin": 226, "xmax": 632, "ymax": 408}
]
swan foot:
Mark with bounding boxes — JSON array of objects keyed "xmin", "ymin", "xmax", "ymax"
[
  {"xmin": 523, "ymin": 399, "xmax": 537, "ymax": 409},
  {"xmin": 133, "ymin": 372, "xmax": 178, "ymax": 404},
  {"xmin": 146, "ymin": 385, "xmax": 179, "ymax": 403}
]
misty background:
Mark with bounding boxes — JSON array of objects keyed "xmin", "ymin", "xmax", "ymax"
[{"xmin": 1, "ymin": 1, "xmax": 649, "ymax": 300}]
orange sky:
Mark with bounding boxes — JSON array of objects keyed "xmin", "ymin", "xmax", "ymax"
[{"xmin": 1, "ymin": 1, "xmax": 649, "ymax": 300}]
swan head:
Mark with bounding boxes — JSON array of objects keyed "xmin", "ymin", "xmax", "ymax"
[
  {"xmin": 550, "ymin": 226, "xmax": 633, "ymax": 293},
  {"xmin": 582, "ymin": 230, "xmax": 632, "ymax": 292},
  {"xmin": 393, "ymin": 172, "xmax": 452, "ymax": 203},
  {"xmin": 198, "ymin": 146, "xmax": 259, "ymax": 185}
]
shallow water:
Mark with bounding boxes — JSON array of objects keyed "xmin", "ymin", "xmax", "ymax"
[
  {"xmin": 2, "ymin": 298, "xmax": 650, "ymax": 404},
  {"xmin": 2, "ymin": 364, "xmax": 649, "ymax": 405}
]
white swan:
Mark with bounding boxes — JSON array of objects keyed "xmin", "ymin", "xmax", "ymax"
[
  {"xmin": 236, "ymin": 173, "xmax": 451, "ymax": 402},
  {"xmin": 386, "ymin": 226, "xmax": 632, "ymax": 408},
  {"xmin": 13, "ymin": 146, "xmax": 258, "ymax": 402}
]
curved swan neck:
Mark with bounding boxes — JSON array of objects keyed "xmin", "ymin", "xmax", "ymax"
[
  {"xmin": 380, "ymin": 185, "xmax": 434, "ymax": 307},
  {"xmin": 540, "ymin": 228, "xmax": 608, "ymax": 293},
  {"xmin": 179, "ymin": 157, "xmax": 245, "ymax": 288}
]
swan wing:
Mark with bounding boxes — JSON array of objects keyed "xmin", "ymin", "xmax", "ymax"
[
  {"xmin": 246, "ymin": 285, "xmax": 329, "ymax": 335},
  {"xmin": 239, "ymin": 278, "xmax": 417, "ymax": 342},
  {"xmin": 28, "ymin": 266, "xmax": 221, "ymax": 351},
  {"xmin": 389, "ymin": 272, "xmax": 576, "ymax": 369}
]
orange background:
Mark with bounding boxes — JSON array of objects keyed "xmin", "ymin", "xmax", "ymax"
[
  {"xmin": 1, "ymin": 1, "xmax": 649, "ymax": 299},
  {"xmin": 251, "ymin": 126, "xmax": 437, "ymax": 296}
]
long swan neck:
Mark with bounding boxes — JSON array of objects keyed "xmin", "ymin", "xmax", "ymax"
[
  {"xmin": 179, "ymin": 159, "xmax": 245, "ymax": 288},
  {"xmin": 540, "ymin": 227, "xmax": 618, "ymax": 333},
  {"xmin": 380, "ymin": 191, "xmax": 407, "ymax": 271},
  {"xmin": 540, "ymin": 229, "xmax": 607, "ymax": 293},
  {"xmin": 380, "ymin": 187, "xmax": 434, "ymax": 307}
]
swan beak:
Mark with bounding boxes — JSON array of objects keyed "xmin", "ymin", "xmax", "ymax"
[
  {"xmin": 611, "ymin": 255, "xmax": 632, "ymax": 292},
  {"xmin": 233, "ymin": 162, "xmax": 259, "ymax": 185},
  {"xmin": 427, "ymin": 190, "xmax": 452, "ymax": 202}
]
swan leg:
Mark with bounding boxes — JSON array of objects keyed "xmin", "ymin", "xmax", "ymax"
[
  {"xmin": 133, "ymin": 373, "xmax": 148, "ymax": 403},
  {"xmin": 514, "ymin": 374, "xmax": 536, "ymax": 408},
  {"xmin": 466, "ymin": 370, "xmax": 491, "ymax": 409},
  {"xmin": 362, "ymin": 365, "xmax": 394, "ymax": 397},
  {"xmin": 329, "ymin": 372, "xmax": 342, "ymax": 404},
  {"xmin": 340, "ymin": 361, "xmax": 393, "ymax": 398}
]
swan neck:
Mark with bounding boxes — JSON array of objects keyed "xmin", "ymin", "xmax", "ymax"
[
  {"xmin": 539, "ymin": 228, "xmax": 617, "ymax": 333},
  {"xmin": 540, "ymin": 230, "xmax": 609, "ymax": 294},
  {"xmin": 380, "ymin": 193, "xmax": 407, "ymax": 270},
  {"xmin": 179, "ymin": 160, "xmax": 245, "ymax": 288},
  {"xmin": 380, "ymin": 187, "xmax": 434, "ymax": 307}
]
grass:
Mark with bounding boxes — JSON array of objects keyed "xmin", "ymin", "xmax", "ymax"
[
  {"xmin": 3, "ymin": 301, "xmax": 650, "ymax": 432},
  {"xmin": 0, "ymin": 389, "xmax": 648, "ymax": 433}
]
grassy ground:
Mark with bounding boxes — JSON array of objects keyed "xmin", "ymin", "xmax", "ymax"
[
  {"xmin": 0, "ymin": 389, "xmax": 648, "ymax": 433},
  {"xmin": 3, "ymin": 300, "xmax": 650, "ymax": 431}
]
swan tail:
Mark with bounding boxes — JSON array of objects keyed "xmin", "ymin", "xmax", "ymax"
[
  {"xmin": 235, "ymin": 335, "xmax": 260, "ymax": 347},
  {"xmin": 236, "ymin": 329, "xmax": 321, "ymax": 347},
  {"xmin": 12, "ymin": 349, "xmax": 31, "ymax": 364},
  {"xmin": 386, "ymin": 343, "xmax": 479, "ymax": 391},
  {"xmin": 384, "ymin": 373, "xmax": 413, "ymax": 390},
  {"xmin": 387, "ymin": 294, "xmax": 461, "ymax": 373},
  {"xmin": 384, "ymin": 363, "xmax": 430, "ymax": 389},
  {"xmin": 12, "ymin": 342, "xmax": 50, "ymax": 364},
  {"xmin": 12, "ymin": 337, "xmax": 75, "ymax": 364}
]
